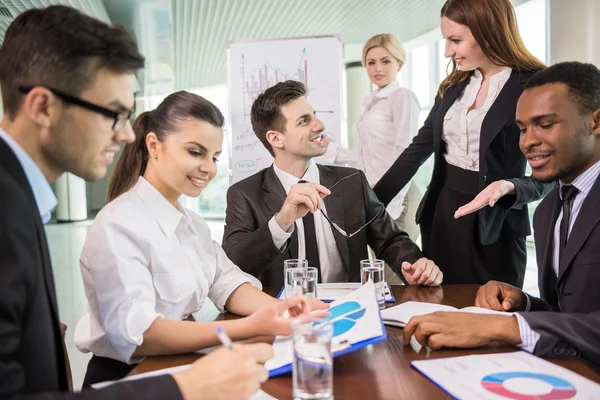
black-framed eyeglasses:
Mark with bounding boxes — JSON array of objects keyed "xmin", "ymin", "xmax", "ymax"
[
  {"xmin": 19, "ymin": 86, "xmax": 134, "ymax": 132},
  {"xmin": 317, "ymin": 172, "xmax": 383, "ymax": 238}
]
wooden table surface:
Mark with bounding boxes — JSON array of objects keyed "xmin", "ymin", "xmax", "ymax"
[{"xmin": 129, "ymin": 285, "xmax": 600, "ymax": 399}]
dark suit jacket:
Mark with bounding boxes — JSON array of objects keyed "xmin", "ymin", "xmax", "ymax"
[
  {"xmin": 0, "ymin": 138, "xmax": 182, "ymax": 398},
  {"xmin": 520, "ymin": 175, "xmax": 600, "ymax": 371},
  {"xmin": 223, "ymin": 164, "xmax": 423, "ymax": 288},
  {"xmin": 373, "ymin": 70, "xmax": 554, "ymax": 245}
]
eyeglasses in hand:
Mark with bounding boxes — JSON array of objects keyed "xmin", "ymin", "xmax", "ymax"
[{"xmin": 312, "ymin": 172, "xmax": 383, "ymax": 238}]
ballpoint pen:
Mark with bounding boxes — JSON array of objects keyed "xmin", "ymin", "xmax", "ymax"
[{"xmin": 215, "ymin": 326, "xmax": 234, "ymax": 349}]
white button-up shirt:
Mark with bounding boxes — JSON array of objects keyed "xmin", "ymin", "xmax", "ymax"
[
  {"xmin": 75, "ymin": 177, "xmax": 260, "ymax": 363},
  {"xmin": 442, "ymin": 67, "xmax": 512, "ymax": 171},
  {"xmin": 267, "ymin": 161, "xmax": 348, "ymax": 283},
  {"xmin": 324, "ymin": 82, "xmax": 420, "ymax": 219}
]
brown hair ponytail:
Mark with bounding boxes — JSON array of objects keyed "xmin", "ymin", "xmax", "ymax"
[{"xmin": 107, "ymin": 111, "xmax": 151, "ymax": 202}]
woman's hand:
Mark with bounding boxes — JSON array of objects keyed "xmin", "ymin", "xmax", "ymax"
[{"xmin": 247, "ymin": 296, "xmax": 329, "ymax": 337}]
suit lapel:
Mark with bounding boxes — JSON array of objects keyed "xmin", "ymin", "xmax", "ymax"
[
  {"xmin": 318, "ymin": 166, "xmax": 350, "ymax": 274},
  {"xmin": 480, "ymin": 71, "xmax": 524, "ymax": 155},
  {"xmin": 263, "ymin": 166, "xmax": 299, "ymax": 257},
  {"xmin": 558, "ymin": 176, "xmax": 600, "ymax": 282}
]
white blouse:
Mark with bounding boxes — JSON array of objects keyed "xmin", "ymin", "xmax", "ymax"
[
  {"xmin": 75, "ymin": 177, "xmax": 260, "ymax": 363},
  {"xmin": 442, "ymin": 67, "xmax": 512, "ymax": 171},
  {"xmin": 324, "ymin": 81, "xmax": 420, "ymax": 219}
]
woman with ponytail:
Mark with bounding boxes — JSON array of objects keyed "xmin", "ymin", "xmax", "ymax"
[{"xmin": 75, "ymin": 91, "xmax": 328, "ymax": 385}]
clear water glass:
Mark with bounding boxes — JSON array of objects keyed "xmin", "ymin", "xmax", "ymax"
[
  {"xmin": 290, "ymin": 267, "xmax": 318, "ymax": 299},
  {"xmin": 284, "ymin": 259, "xmax": 308, "ymax": 299},
  {"xmin": 360, "ymin": 259, "xmax": 385, "ymax": 309},
  {"xmin": 292, "ymin": 320, "xmax": 333, "ymax": 400}
]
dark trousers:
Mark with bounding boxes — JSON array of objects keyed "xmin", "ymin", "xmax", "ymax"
[
  {"xmin": 421, "ymin": 162, "xmax": 527, "ymax": 287},
  {"xmin": 82, "ymin": 355, "xmax": 137, "ymax": 388}
]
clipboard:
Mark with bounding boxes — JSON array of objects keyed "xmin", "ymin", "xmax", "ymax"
[
  {"xmin": 268, "ymin": 281, "xmax": 387, "ymax": 377},
  {"xmin": 276, "ymin": 282, "xmax": 396, "ymax": 303}
]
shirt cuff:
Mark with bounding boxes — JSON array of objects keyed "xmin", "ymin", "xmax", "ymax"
[
  {"xmin": 268, "ymin": 215, "xmax": 293, "ymax": 251},
  {"xmin": 515, "ymin": 312, "xmax": 541, "ymax": 353}
]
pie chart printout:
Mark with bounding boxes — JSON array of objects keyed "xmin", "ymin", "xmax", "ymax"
[
  {"xmin": 318, "ymin": 301, "xmax": 366, "ymax": 337},
  {"xmin": 481, "ymin": 371, "xmax": 577, "ymax": 399}
]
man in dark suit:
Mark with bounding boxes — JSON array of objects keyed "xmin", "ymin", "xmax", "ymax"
[
  {"xmin": 403, "ymin": 62, "xmax": 600, "ymax": 371},
  {"xmin": 0, "ymin": 6, "xmax": 271, "ymax": 399},
  {"xmin": 223, "ymin": 80, "xmax": 443, "ymax": 289}
]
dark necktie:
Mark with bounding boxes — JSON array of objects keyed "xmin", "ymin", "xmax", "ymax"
[
  {"xmin": 559, "ymin": 185, "xmax": 579, "ymax": 263},
  {"xmin": 298, "ymin": 180, "xmax": 321, "ymax": 281}
]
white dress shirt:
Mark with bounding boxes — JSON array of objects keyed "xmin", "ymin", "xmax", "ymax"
[
  {"xmin": 516, "ymin": 159, "xmax": 600, "ymax": 352},
  {"xmin": 442, "ymin": 67, "xmax": 512, "ymax": 171},
  {"xmin": 75, "ymin": 177, "xmax": 261, "ymax": 363},
  {"xmin": 267, "ymin": 161, "xmax": 348, "ymax": 283},
  {"xmin": 323, "ymin": 82, "xmax": 420, "ymax": 219}
]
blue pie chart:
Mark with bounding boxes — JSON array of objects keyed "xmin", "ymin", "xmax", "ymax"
[{"xmin": 317, "ymin": 301, "xmax": 366, "ymax": 336}]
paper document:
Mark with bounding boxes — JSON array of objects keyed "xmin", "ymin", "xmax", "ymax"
[
  {"xmin": 92, "ymin": 364, "xmax": 278, "ymax": 399},
  {"xmin": 380, "ymin": 301, "xmax": 513, "ymax": 328},
  {"xmin": 277, "ymin": 282, "xmax": 395, "ymax": 302},
  {"xmin": 266, "ymin": 280, "xmax": 386, "ymax": 376},
  {"xmin": 412, "ymin": 351, "xmax": 600, "ymax": 399}
]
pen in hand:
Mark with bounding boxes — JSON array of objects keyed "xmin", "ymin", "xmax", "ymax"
[{"xmin": 215, "ymin": 326, "xmax": 234, "ymax": 349}]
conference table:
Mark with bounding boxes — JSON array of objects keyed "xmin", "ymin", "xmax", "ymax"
[{"xmin": 129, "ymin": 285, "xmax": 600, "ymax": 399}]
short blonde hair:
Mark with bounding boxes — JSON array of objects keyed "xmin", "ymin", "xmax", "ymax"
[{"xmin": 362, "ymin": 33, "xmax": 406, "ymax": 67}]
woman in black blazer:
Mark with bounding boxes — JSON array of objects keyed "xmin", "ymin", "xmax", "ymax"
[{"xmin": 373, "ymin": 0, "xmax": 553, "ymax": 287}]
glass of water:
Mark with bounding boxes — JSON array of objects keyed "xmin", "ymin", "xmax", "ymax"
[
  {"xmin": 360, "ymin": 259, "xmax": 385, "ymax": 309},
  {"xmin": 284, "ymin": 259, "xmax": 308, "ymax": 299},
  {"xmin": 290, "ymin": 267, "xmax": 318, "ymax": 299},
  {"xmin": 292, "ymin": 319, "xmax": 333, "ymax": 400}
]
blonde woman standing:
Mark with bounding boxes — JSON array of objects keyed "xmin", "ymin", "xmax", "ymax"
[{"xmin": 324, "ymin": 34, "xmax": 422, "ymax": 243}]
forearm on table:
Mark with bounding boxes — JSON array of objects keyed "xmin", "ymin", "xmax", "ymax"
[
  {"xmin": 132, "ymin": 316, "xmax": 257, "ymax": 357},
  {"xmin": 225, "ymin": 282, "xmax": 278, "ymax": 316}
]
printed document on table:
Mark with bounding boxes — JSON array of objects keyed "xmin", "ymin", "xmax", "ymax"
[
  {"xmin": 266, "ymin": 280, "xmax": 386, "ymax": 376},
  {"xmin": 412, "ymin": 351, "xmax": 600, "ymax": 399}
]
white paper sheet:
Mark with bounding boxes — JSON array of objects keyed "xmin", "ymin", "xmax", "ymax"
[
  {"xmin": 266, "ymin": 280, "xmax": 384, "ymax": 372},
  {"xmin": 412, "ymin": 351, "xmax": 600, "ymax": 399},
  {"xmin": 380, "ymin": 301, "xmax": 513, "ymax": 327}
]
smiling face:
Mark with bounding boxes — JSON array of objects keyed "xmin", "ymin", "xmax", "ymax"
[
  {"xmin": 441, "ymin": 16, "xmax": 490, "ymax": 72},
  {"xmin": 517, "ymin": 83, "xmax": 600, "ymax": 183},
  {"xmin": 365, "ymin": 46, "xmax": 402, "ymax": 90},
  {"xmin": 145, "ymin": 118, "xmax": 222, "ymax": 201},
  {"xmin": 269, "ymin": 96, "xmax": 326, "ymax": 161}
]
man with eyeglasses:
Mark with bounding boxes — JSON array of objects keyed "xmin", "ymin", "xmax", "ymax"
[
  {"xmin": 223, "ymin": 80, "xmax": 443, "ymax": 289},
  {"xmin": 0, "ymin": 5, "xmax": 272, "ymax": 399}
]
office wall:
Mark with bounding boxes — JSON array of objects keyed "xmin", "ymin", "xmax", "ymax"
[{"xmin": 549, "ymin": 0, "xmax": 600, "ymax": 65}]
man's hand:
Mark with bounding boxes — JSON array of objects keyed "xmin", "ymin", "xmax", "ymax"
[
  {"xmin": 401, "ymin": 258, "xmax": 443, "ymax": 286},
  {"xmin": 403, "ymin": 312, "xmax": 521, "ymax": 350},
  {"xmin": 454, "ymin": 180, "xmax": 516, "ymax": 219},
  {"xmin": 275, "ymin": 182, "xmax": 331, "ymax": 231},
  {"xmin": 172, "ymin": 343, "xmax": 273, "ymax": 400},
  {"xmin": 475, "ymin": 280, "xmax": 526, "ymax": 311}
]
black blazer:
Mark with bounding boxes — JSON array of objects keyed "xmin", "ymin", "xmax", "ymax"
[
  {"xmin": 222, "ymin": 164, "xmax": 423, "ymax": 288},
  {"xmin": 521, "ymin": 176, "xmax": 600, "ymax": 371},
  {"xmin": 373, "ymin": 70, "xmax": 554, "ymax": 245},
  {"xmin": 0, "ymin": 138, "xmax": 182, "ymax": 398}
]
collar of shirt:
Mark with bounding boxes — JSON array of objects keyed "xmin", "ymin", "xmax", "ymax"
[
  {"xmin": 362, "ymin": 80, "xmax": 400, "ymax": 108},
  {"xmin": 132, "ymin": 176, "xmax": 192, "ymax": 236},
  {"xmin": 273, "ymin": 160, "xmax": 320, "ymax": 194},
  {"xmin": 558, "ymin": 159, "xmax": 600, "ymax": 199},
  {"xmin": 0, "ymin": 128, "xmax": 57, "ymax": 224}
]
